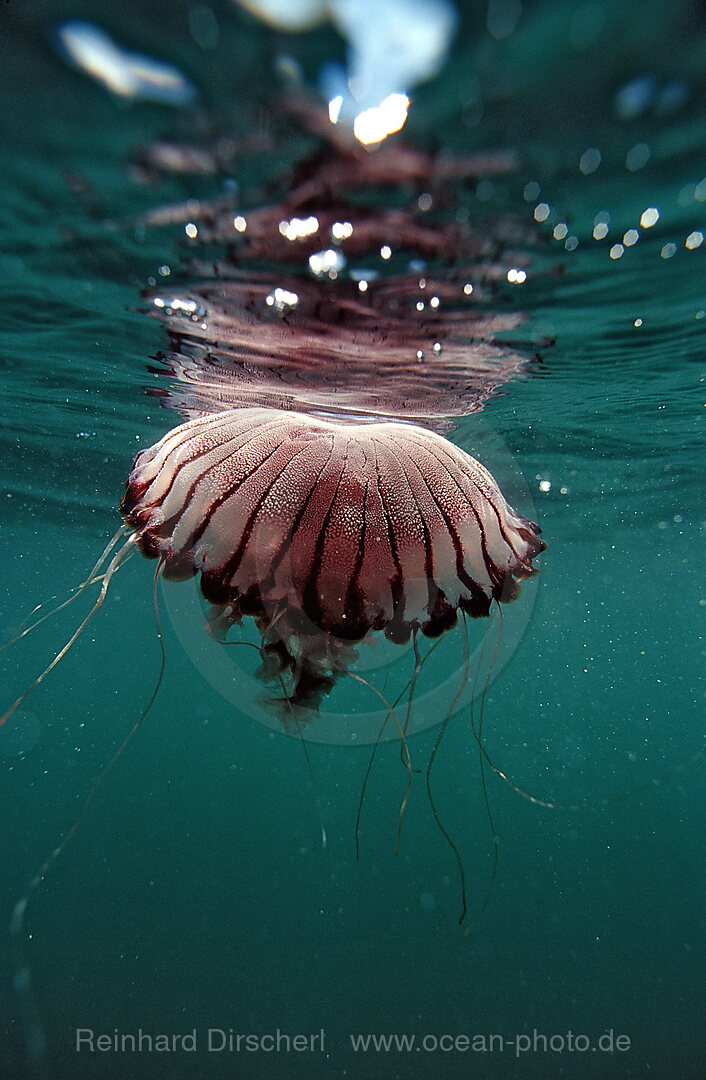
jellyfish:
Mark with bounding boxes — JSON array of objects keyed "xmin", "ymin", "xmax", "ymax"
[
  {"xmin": 120, "ymin": 405, "xmax": 545, "ymax": 711},
  {"xmin": 2, "ymin": 403, "xmax": 542, "ymax": 729}
]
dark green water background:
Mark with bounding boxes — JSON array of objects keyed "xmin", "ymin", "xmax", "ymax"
[{"xmin": 1, "ymin": 1, "xmax": 704, "ymax": 1077}]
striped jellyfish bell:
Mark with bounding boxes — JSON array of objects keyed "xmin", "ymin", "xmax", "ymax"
[{"xmin": 121, "ymin": 407, "xmax": 545, "ymax": 708}]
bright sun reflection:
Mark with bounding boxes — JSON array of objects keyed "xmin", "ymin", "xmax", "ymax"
[
  {"xmin": 236, "ymin": 0, "xmax": 456, "ymax": 149},
  {"xmin": 278, "ymin": 216, "xmax": 320, "ymax": 241},
  {"xmin": 350, "ymin": 92, "xmax": 410, "ymax": 146}
]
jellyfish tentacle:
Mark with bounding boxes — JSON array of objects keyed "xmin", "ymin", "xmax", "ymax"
[
  {"xmin": 392, "ymin": 629, "xmax": 425, "ymax": 854},
  {"xmin": 9, "ymin": 558, "xmax": 167, "ymax": 1079},
  {"xmin": 276, "ymin": 671, "xmax": 328, "ymax": 850},
  {"xmin": 462, "ymin": 606, "xmax": 503, "ymax": 929},
  {"xmin": 0, "ymin": 523, "xmax": 131, "ymax": 653},
  {"xmin": 0, "ymin": 532, "xmax": 137, "ymax": 727},
  {"xmin": 349, "ymin": 670, "xmax": 412, "ymax": 861},
  {"xmin": 351, "ymin": 634, "xmax": 445, "ymax": 860},
  {"xmin": 425, "ymin": 611, "xmax": 476, "ymax": 926},
  {"xmin": 471, "ymin": 670, "xmax": 705, "ymax": 813}
]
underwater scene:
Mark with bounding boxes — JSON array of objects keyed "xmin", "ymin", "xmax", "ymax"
[{"xmin": 0, "ymin": 1, "xmax": 704, "ymax": 1077}]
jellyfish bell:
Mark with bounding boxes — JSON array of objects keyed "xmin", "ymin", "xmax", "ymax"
[{"xmin": 120, "ymin": 405, "xmax": 545, "ymax": 724}]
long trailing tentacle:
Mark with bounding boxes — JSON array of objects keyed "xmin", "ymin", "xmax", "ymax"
[
  {"xmin": 9, "ymin": 556, "xmax": 167, "ymax": 1080},
  {"xmin": 348, "ymin": 670, "xmax": 414, "ymax": 860},
  {"xmin": 468, "ymin": 604, "xmax": 706, "ymax": 817},
  {"xmin": 1, "ymin": 532, "xmax": 137, "ymax": 728},
  {"xmin": 221, "ymin": 633, "xmax": 330, "ymax": 851},
  {"xmin": 352, "ymin": 634, "xmax": 446, "ymax": 861},
  {"xmin": 393, "ymin": 629, "xmax": 424, "ymax": 855},
  {"xmin": 473, "ymin": 697, "xmax": 706, "ymax": 811},
  {"xmin": 350, "ymin": 648, "xmax": 452, "ymax": 861},
  {"xmin": 425, "ymin": 619, "xmax": 474, "ymax": 926},
  {"xmin": 275, "ymin": 667, "xmax": 329, "ymax": 851},
  {"xmin": 463, "ymin": 604, "xmax": 503, "ymax": 928},
  {"xmin": 468, "ymin": 596, "xmax": 581, "ymax": 811},
  {"xmin": 0, "ymin": 524, "xmax": 132, "ymax": 655}
]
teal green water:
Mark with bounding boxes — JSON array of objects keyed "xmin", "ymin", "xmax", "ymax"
[{"xmin": 1, "ymin": 2, "xmax": 704, "ymax": 1078}]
